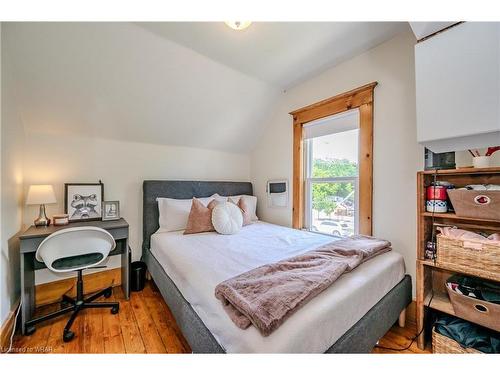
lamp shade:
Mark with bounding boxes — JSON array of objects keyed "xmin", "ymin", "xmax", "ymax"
[{"xmin": 26, "ymin": 185, "xmax": 57, "ymax": 205}]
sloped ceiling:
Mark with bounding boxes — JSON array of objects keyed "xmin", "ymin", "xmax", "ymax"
[
  {"xmin": 3, "ymin": 22, "xmax": 279, "ymax": 153},
  {"xmin": 136, "ymin": 22, "xmax": 408, "ymax": 89},
  {"xmin": 3, "ymin": 22, "xmax": 407, "ymax": 153}
]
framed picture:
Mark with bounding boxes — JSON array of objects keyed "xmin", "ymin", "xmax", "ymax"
[
  {"xmin": 102, "ymin": 201, "xmax": 120, "ymax": 221},
  {"xmin": 64, "ymin": 182, "xmax": 104, "ymax": 222}
]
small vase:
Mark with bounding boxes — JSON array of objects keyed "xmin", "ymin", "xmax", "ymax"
[{"xmin": 472, "ymin": 156, "xmax": 491, "ymax": 168}]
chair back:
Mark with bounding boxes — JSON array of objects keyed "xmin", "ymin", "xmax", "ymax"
[{"xmin": 36, "ymin": 226, "xmax": 116, "ymax": 273}]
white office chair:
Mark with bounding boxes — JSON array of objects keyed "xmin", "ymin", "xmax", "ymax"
[{"xmin": 25, "ymin": 227, "xmax": 120, "ymax": 342}]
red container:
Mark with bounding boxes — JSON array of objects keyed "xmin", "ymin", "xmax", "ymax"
[{"xmin": 427, "ymin": 185, "xmax": 448, "ymax": 200}]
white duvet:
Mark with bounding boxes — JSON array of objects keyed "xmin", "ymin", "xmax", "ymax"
[{"xmin": 150, "ymin": 221, "xmax": 405, "ymax": 353}]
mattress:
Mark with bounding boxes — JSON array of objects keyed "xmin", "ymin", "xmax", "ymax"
[{"xmin": 150, "ymin": 221, "xmax": 405, "ymax": 353}]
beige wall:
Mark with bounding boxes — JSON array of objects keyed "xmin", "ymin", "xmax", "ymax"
[
  {"xmin": 23, "ymin": 133, "xmax": 251, "ymax": 284},
  {"xmin": 251, "ymin": 29, "xmax": 423, "ymax": 295},
  {"xmin": 1, "ymin": 22, "xmax": 25, "ymax": 324}
]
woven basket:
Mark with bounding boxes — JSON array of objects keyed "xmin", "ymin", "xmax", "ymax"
[
  {"xmin": 436, "ymin": 235, "xmax": 500, "ymax": 280},
  {"xmin": 432, "ymin": 329, "xmax": 481, "ymax": 354}
]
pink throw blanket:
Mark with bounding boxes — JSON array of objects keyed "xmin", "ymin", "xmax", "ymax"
[{"xmin": 215, "ymin": 235, "xmax": 391, "ymax": 336}]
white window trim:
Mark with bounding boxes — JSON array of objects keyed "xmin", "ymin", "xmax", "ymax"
[{"xmin": 303, "ymin": 139, "xmax": 360, "ymax": 235}]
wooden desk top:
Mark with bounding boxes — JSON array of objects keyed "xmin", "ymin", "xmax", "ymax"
[{"xmin": 20, "ymin": 218, "xmax": 129, "ymax": 240}]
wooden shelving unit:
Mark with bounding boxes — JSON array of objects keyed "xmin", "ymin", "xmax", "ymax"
[
  {"xmin": 416, "ymin": 167, "xmax": 500, "ymax": 350},
  {"xmin": 425, "ymin": 290, "xmax": 454, "ymax": 316},
  {"xmin": 421, "ymin": 211, "xmax": 500, "ymax": 224},
  {"xmin": 418, "ymin": 259, "xmax": 499, "ymax": 281}
]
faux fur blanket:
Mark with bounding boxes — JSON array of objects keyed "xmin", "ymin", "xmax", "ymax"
[{"xmin": 214, "ymin": 235, "xmax": 391, "ymax": 336}]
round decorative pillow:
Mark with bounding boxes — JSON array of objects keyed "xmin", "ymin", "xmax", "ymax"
[{"xmin": 211, "ymin": 202, "xmax": 243, "ymax": 235}]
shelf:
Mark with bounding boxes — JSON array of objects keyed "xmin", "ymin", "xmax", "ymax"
[
  {"xmin": 421, "ymin": 212, "xmax": 500, "ymax": 224},
  {"xmin": 420, "ymin": 167, "xmax": 500, "ymax": 175},
  {"xmin": 418, "ymin": 259, "xmax": 500, "ymax": 282},
  {"xmin": 426, "ymin": 291, "xmax": 500, "ymax": 335},
  {"xmin": 425, "ymin": 291, "xmax": 454, "ymax": 316}
]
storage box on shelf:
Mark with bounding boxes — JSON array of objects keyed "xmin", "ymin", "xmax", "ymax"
[
  {"xmin": 416, "ymin": 167, "xmax": 500, "ymax": 351},
  {"xmin": 445, "ymin": 282, "xmax": 500, "ymax": 332},
  {"xmin": 448, "ymin": 189, "xmax": 500, "ymax": 221}
]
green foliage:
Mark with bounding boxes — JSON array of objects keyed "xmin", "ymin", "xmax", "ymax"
[
  {"xmin": 311, "ymin": 158, "xmax": 357, "ymax": 217},
  {"xmin": 312, "ymin": 158, "xmax": 357, "ymax": 178}
]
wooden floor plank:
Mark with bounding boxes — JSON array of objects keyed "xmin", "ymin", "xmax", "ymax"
[
  {"xmin": 142, "ymin": 293, "xmax": 190, "ymax": 353},
  {"xmin": 45, "ymin": 309, "xmax": 70, "ymax": 353},
  {"xmin": 113, "ymin": 287, "xmax": 147, "ymax": 354},
  {"xmin": 130, "ymin": 290, "xmax": 167, "ymax": 353},
  {"xmin": 10, "ymin": 281, "xmax": 430, "ymax": 354},
  {"xmin": 12, "ymin": 304, "xmax": 55, "ymax": 353},
  {"xmin": 372, "ymin": 322, "xmax": 432, "ymax": 354},
  {"xmin": 62, "ymin": 307, "xmax": 83, "ymax": 354},
  {"xmin": 142, "ymin": 282, "xmax": 190, "ymax": 352},
  {"xmin": 102, "ymin": 291, "xmax": 126, "ymax": 354},
  {"xmin": 82, "ymin": 306, "xmax": 104, "ymax": 353}
]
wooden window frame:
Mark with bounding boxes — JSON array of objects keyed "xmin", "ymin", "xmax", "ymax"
[{"xmin": 290, "ymin": 82, "xmax": 377, "ymax": 235}]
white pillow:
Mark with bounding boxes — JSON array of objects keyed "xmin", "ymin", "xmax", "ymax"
[
  {"xmin": 157, "ymin": 196, "xmax": 214, "ymax": 232},
  {"xmin": 211, "ymin": 202, "xmax": 243, "ymax": 235},
  {"xmin": 212, "ymin": 194, "xmax": 258, "ymax": 221}
]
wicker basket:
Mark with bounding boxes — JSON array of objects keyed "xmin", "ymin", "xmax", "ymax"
[
  {"xmin": 436, "ymin": 234, "xmax": 500, "ymax": 280},
  {"xmin": 432, "ymin": 329, "xmax": 481, "ymax": 354}
]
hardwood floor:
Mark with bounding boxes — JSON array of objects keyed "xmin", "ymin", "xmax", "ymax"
[
  {"xmin": 10, "ymin": 280, "xmax": 430, "ymax": 354},
  {"xmin": 372, "ymin": 322, "xmax": 431, "ymax": 354},
  {"xmin": 12, "ymin": 281, "xmax": 190, "ymax": 353}
]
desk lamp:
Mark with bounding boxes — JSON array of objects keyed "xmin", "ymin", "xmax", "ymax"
[{"xmin": 26, "ymin": 184, "xmax": 57, "ymax": 227}]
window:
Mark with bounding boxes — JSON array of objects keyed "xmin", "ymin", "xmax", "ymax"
[
  {"xmin": 290, "ymin": 83, "xmax": 376, "ymax": 235},
  {"xmin": 304, "ymin": 111, "xmax": 359, "ymax": 236}
]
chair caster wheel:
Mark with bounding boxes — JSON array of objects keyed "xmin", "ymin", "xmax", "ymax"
[
  {"xmin": 111, "ymin": 305, "xmax": 119, "ymax": 314},
  {"xmin": 63, "ymin": 330, "xmax": 75, "ymax": 342},
  {"xmin": 104, "ymin": 289, "xmax": 112, "ymax": 298},
  {"xmin": 25, "ymin": 325, "xmax": 36, "ymax": 336}
]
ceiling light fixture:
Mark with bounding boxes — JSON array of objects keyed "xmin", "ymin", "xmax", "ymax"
[{"xmin": 224, "ymin": 21, "xmax": 252, "ymax": 31}]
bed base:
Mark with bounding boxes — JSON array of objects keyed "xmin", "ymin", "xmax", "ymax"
[{"xmin": 142, "ymin": 249, "xmax": 412, "ymax": 353}]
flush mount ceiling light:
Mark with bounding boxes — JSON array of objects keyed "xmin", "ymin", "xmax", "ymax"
[{"xmin": 224, "ymin": 21, "xmax": 252, "ymax": 31}]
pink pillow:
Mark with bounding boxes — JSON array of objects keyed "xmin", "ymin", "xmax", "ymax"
[
  {"xmin": 184, "ymin": 198, "xmax": 218, "ymax": 235},
  {"xmin": 229, "ymin": 197, "xmax": 252, "ymax": 226}
]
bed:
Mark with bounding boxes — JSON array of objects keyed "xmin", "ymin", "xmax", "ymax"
[{"xmin": 141, "ymin": 180, "xmax": 412, "ymax": 353}]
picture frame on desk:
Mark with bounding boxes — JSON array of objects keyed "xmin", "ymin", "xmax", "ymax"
[
  {"xmin": 102, "ymin": 200, "xmax": 120, "ymax": 221},
  {"xmin": 64, "ymin": 182, "xmax": 104, "ymax": 222}
]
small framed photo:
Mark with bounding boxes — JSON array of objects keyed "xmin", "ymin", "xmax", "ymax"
[
  {"xmin": 102, "ymin": 201, "xmax": 120, "ymax": 221},
  {"xmin": 64, "ymin": 182, "xmax": 104, "ymax": 222}
]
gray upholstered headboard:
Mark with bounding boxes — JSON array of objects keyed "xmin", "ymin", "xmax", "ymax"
[{"xmin": 142, "ymin": 180, "xmax": 253, "ymax": 251}]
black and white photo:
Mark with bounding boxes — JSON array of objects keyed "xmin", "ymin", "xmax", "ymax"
[{"xmin": 102, "ymin": 200, "xmax": 120, "ymax": 221}]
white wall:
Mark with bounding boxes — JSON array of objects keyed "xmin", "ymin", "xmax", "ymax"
[
  {"xmin": 4, "ymin": 22, "xmax": 279, "ymax": 154},
  {"xmin": 23, "ymin": 133, "xmax": 250, "ymax": 284},
  {"xmin": 1, "ymin": 22, "xmax": 26, "ymax": 325},
  {"xmin": 251, "ymin": 29, "xmax": 423, "ymax": 295},
  {"xmin": 1, "ymin": 22, "xmax": 256, "ymax": 287}
]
